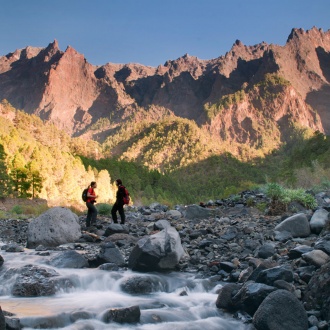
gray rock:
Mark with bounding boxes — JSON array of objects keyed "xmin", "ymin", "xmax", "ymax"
[
  {"xmin": 302, "ymin": 250, "xmax": 330, "ymax": 268},
  {"xmin": 120, "ymin": 275, "xmax": 166, "ymax": 294},
  {"xmin": 1, "ymin": 243, "xmax": 24, "ymax": 252},
  {"xmin": 165, "ymin": 209, "xmax": 182, "ymax": 219},
  {"xmin": 215, "ymin": 283, "xmax": 241, "ymax": 311},
  {"xmin": 314, "ymin": 234, "xmax": 330, "ymax": 255},
  {"xmin": 288, "ymin": 245, "xmax": 313, "ymax": 259},
  {"xmin": 48, "ymin": 250, "xmax": 89, "ymax": 268},
  {"xmin": 98, "ymin": 242, "xmax": 125, "ymax": 267},
  {"xmin": 182, "ymin": 204, "xmax": 213, "ymax": 220},
  {"xmin": 104, "ymin": 223, "xmax": 129, "ymax": 236},
  {"xmin": 253, "ymin": 290, "xmax": 308, "ymax": 330},
  {"xmin": 232, "ymin": 282, "xmax": 277, "ymax": 316},
  {"xmin": 26, "ymin": 207, "xmax": 81, "ymax": 248},
  {"xmin": 275, "ymin": 213, "xmax": 311, "ymax": 238},
  {"xmin": 10, "ymin": 264, "xmax": 59, "ymax": 297},
  {"xmin": 128, "ymin": 226, "xmax": 186, "ymax": 271},
  {"xmin": 154, "ymin": 219, "xmax": 171, "ymax": 230},
  {"xmin": 310, "ymin": 208, "xmax": 329, "ymax": 234},
  {"xmin": 256, "ymin": 266, "xmax": 294, "ymax": 286},
  {"xmin": 102, "ymin": 305, "xmax": 141, "ymax": 324},
  {"xmin": 257, "ymin": 243, "xmax": 275, "ymax": 259}
]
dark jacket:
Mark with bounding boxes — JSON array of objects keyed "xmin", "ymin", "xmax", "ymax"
[{"xmin": 116, "ymin": 185, "xmax": 125, "ymax": 205}]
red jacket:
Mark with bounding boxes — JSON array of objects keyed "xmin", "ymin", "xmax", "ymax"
[{"xmin": 87, "ymin": 187, "xmax": 96, "ymax": 203}]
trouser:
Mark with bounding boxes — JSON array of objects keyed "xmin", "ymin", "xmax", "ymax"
[
  {"xmin": 111, "ymin": 202, "xmax": 125, "ymax": 224},
  {"xmin": 86, "ymin": 202, "xmax": 97, "ymax": 226}
]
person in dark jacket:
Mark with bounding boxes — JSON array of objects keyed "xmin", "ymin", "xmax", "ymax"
[
  {"xmin": 86, "ymin": 181, "xmax": 98, "ymax": 227},
  {"xmin": 111, "ymin": 179, "xmax": 126, "ymax": 224}
]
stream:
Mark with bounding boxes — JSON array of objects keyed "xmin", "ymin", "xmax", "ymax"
[{"xmin": 0, "ymin": 245, "xmax": 250, "ymax": 330}]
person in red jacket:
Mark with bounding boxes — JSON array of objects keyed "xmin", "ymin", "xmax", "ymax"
[
  {"xmin": 86, "ymin": 181, "xmax": 98, "ymax": 227},
  {"xmin": 111, "ymin": 179, "xmax": 126, "ymax": 224}
]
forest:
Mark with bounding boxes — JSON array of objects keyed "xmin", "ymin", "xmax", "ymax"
[{"xmin": 1, "ymin": 99, "xmax": 330, "ymax": 208}]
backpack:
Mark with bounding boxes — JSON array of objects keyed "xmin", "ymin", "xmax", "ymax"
[
  {"xmin": 122, "ymin": 186, "xmax": 130, "ymax": 205},
  {"xmin": 82, "ymin": 188, "xmax": 88, "ymax": 202}
]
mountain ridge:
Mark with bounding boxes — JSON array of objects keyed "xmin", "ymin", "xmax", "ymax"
[{"xmin": 0, "ymin": 27, "xmax": 330, "ymax": 169}]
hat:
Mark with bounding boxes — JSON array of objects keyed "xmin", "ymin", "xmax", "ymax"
[{"xmin": 116, "ymin": 179, "xmax": 122, "ymax": 185}]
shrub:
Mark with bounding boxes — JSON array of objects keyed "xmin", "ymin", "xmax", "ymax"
[
  {"xmin": 11, "ymin": 205, "xmax": 23, "ymax": 214},
  {"xmin": 96, "ymin": 203, "xmax": 113, "ymax": 216},
  {"xmin": 264, "ymin": 183, "xmax": 317, "ymax": 211}
]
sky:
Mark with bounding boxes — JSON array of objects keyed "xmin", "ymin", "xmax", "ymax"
[{"xmin": 0, "ymin": 0, "xmax": 329, "ymax": 67}]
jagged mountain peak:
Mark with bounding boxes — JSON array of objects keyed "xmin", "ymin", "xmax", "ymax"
[{"xmin": 0, "ymin": 27, "xmax": 329, "ymax": 144}]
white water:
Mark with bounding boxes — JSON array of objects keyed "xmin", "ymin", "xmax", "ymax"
[{"xmin": 0, "ymin": 246, "xmax": 250, "ymax": 330}]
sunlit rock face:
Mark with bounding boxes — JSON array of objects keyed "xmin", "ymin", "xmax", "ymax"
[{"xmin": 0, "ymin": 27, "xmax": 329, "ymax": 140}]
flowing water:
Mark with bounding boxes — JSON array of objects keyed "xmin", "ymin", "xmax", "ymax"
[{"xmin": 0, "ymin": 245, "xmax": 250, "ymax": 330}]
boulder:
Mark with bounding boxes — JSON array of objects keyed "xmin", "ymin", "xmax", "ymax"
[
  {"xmin": 274, "ymin": 213, "xmax": 310, "ymax": 238},
  {"xmin": 256, "ymin": 266, "xmax": 294, "ymax": 286},
  {"xmin": 10, "ymin": 265, "xmax": 59, "ymax": 297},
  {"xmin": 232, "ymin": 282, "xmax": 277, "ymax": 315},
  {"xmin": 26, "ymin": 207, "xmax": 81, "ymax": 248},
  {"xmin": 310, "ymin": 208, "xmax": 329, "ymax": 234},
  {"xmin": 303, "ymin": 261, "xmax": 330, "ymax": 321},
  {"xmin": 215, "ymin": 283, "xmax": 241, "ymax": 311},
  {"xmin": 104, "ymin": 223, "xmax": 129, "ymax": 237},
  {"xmin": 102, "ymin": 305, "xmax": 141, "ymax": 324},
  {"xmin": 302, "ymin": 249, "xmax": 330, "ymax": 268},
  {"xmin": 165, "ymin": 209, "xmax": 182, "ymax": 220},
  {"xmin": 128, "ymin": 226, "xmax": 186, "ymax": 271},
  {"xmin": 253, "ymin": 290, "xmax": 308, "ymax": 330},
  {"xmin": 120, "ymin": 275, "xmax": 167, "ymax": 294},
  {"xmin": 48, "ymin": 250, "xmax": 89, "ymax": 268},
  {"xmin": 182, "ymin": 204, "xmax": 213, "ymax": 220},
  {"xmin": 0, "ymin": 307, "xmax": 5, "ymax": 330},
  {"xmin": 98, "ymin": 242, "xmax": 125, "ymax": 267},
  {"xmin": 314, "ymin": 234, "xmax": 330, "ymax": 255},
  {"xmin": 257, "ymin": 243, "xmax": 275, "ymax": 258}
]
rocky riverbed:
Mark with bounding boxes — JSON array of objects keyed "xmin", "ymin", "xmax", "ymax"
[{"xmin": 1, "ymin": 190, "xmax": 330, "ymax": 330}]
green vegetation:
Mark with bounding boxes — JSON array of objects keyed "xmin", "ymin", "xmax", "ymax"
[
  {"xmin": 204, "ymin": 90, "xmax": 246, "ymax": 120},
  {"xmin": 0, "ymin": 99, "xmax": 329, "ymax": 209},
  {"xmin": 264, "ymin": 182, "xmax": 317, "ymax": 214}
]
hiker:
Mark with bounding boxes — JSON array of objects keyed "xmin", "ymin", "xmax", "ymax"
[
  {"xmin": 86, "ymin": 181, "xmax": 98, "ymax": 227},
  {"xmin": 111, "ymin": 179, "xmax": 126, "ymax": 224}
]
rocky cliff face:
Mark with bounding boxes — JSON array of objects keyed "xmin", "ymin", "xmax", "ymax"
[{"xmin": 0, "ymin": 27, "xmax": 329, "ymax": 145}]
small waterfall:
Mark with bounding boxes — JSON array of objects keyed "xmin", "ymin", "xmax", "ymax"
[{"xmin": 0, "ymin": 246, "xmax": 249, "ymax": 330}]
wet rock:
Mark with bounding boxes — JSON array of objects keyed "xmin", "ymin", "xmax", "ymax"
[
  {"xmin": 253, "ymin": 290, "xmax": 308, "ymax": 330},
  {"xmin": 98, "ymin": 263, "xmax": 119, "ymax": 271},
  {"xmin": 48, "ymin": 250, "xmax": 89, "ymax": 268},
  {"xmin": 120, "ymin": 275, "xmax": 167, "ymax": 294},
  {"xmin": 98, "ymin": 242, "xmax": 125, "ymax": 267},
  {"xmin": 256, "ymin": 266, "xmax": 294, "ymax": 286},
  {"xmin": 215, "ymin": 283, "xmax": 242, "ymax": 311},
  {"xmin": 10, "ymin": 265, "xmax": 59, "ymax": 297},
  {"xmin": 1, "ymin": 243, "xmax": 24, "ymax": 252},
  {"xmin": 0, "ymin": 306, "xmax": 6, "ymax": 330},
  {"xmin": 232, "ymin": 282, "xmax": 277, "ymax": 316},
  {"xmin": 102, "ymin": 305, "xmax": 141, "ymax": 324},
  {"xmin": 0, "ymin": 254, "xmax": 3, "ymax": 267}
]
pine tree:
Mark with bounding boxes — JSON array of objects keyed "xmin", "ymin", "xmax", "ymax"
[{"xmin": 0, "ymin": 144, "xmax": 12, "ymax": 197}]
